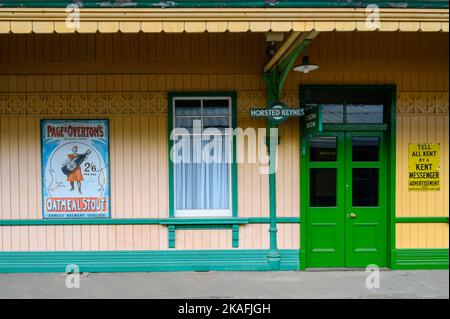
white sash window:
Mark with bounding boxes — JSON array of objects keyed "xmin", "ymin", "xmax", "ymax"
[{"xmin": 172, "ymin": 96, "xmax": 233, "ymax": 217}]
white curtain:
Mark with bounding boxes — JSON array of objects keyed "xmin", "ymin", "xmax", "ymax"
[{"xmin": 175, "ymin": 138, "xmax": 230, "ymax": 211}]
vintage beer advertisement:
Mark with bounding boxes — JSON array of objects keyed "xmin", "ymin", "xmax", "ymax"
[
  {"xmin": 41, "ymin": 119, "xmax": 110, "ymax": 218},
  {"xmin": 408, "ymin": 143, "xmax": 440, "ymax": 191}
]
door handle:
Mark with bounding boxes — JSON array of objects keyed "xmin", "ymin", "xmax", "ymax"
[{"xmin": 347, "ymin": 213, "xmax": 357, "ymax": 219}]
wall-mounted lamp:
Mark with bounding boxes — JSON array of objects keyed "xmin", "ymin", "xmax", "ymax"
[
  {"xmin": 267, "ymin": 41, "xmax": 277, "ymax": 57},
  {"xmin": 293, "ymin": 56, "xmax": 319, "ymax": 74}
]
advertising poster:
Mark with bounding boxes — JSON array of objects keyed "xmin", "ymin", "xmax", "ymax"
[
  {"xmin": 41, "ymin": 119, "xmax": 110, "ymax": 218},
  {"xmin": 408, "ymin": 143, "xmax": 440, "ymax": 191}
]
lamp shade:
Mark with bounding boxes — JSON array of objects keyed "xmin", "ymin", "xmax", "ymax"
[{"xmin": 293, "ymin": 56, "xmax": 319, "ymax": 74}]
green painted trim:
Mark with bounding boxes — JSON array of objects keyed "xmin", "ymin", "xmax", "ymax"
[
  {"xmin": 0, "ymin": 217, "xmax": 300, "ymax": 226},
  {"xmin": 388, "ymin": 85, "xmax": 397, "ymax": 269},
  {"xmin": 168, "ymin": 92, "xmax": 175, "ymax": 219},
  {"xmin": 0, "ymin": 249, "xmax": 300, "ymax": 273},
  {"xmin": 159, "ymin": 218, "xmax": 248, "ymax": 225},
  {"xmin": 323, "ymin": 124, "xmax": 388, "ymax": 131},
  {"xmin": 248, "ymin": 217, "xmax": 300, "ymax": 224},
  {"xmin": 2, "ymin": 1, "xmax": 447, "ymax": 9},
  {"xmin": 175, "ymin": 225, "xmax": 233, "ymax": 230},
  {"xmin": 277, "ymin": 39, "xmax": 312, "ymax": 97},
  {"xmin": 396, "ymin": 217, "xmax": 449, "ymax": 223},
  {"xmin": 0, "ymin": 218, "xmax": 161, "ymax": 226},
  {"xmin": 232, "ymin": 224, "xmax": 239, "ymax": 248},
  {"xmin": 231, "ymin": 93, "xmax": 239, "ymax": 219},
  {"xmin": 168, "ymin": 225, "xmax": 176, "ymax": 249},
  {"xmin": 395, "ymin": 249, "xmax": 449, "ymax": 270}
]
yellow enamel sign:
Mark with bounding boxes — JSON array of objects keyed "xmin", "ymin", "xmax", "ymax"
[{"xmin": 408, "ymin": 143, "xmax": 440, "ymax": 191}]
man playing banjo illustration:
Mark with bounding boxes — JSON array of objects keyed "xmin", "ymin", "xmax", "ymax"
[{"xmin": 65, "ymin": 145, "xmax": 88, "ymax": 194}]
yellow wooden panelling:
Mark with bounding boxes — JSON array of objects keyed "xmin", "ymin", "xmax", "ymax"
[
  {"xmin": 0, "ymin": 225, "xmax": 168, "ymax": 251},
  {"xmin": 0, "ymin": 31, "xmax": 448, "ymax": 252},
  {"xmin": 396, "ymin": 223, "xmax": 449, "ymax": 249},
  {"xmin": 0, "ymin": 116, "xmax": 169, "ymax": 220},
  {"xmin": 175, "ymin": 229, "xmax": 232, "ymax": 250},
  {"xmin": 0, "ymin": 8, "xmax": 447, "ymax": 33}
]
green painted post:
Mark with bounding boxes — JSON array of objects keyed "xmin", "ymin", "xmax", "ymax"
[
  {"xmin": 267, "ymin": 121, "xmax": 280, "ymax": 270},
  {"xmin": 262, "ymin": 38, "xmax": 314, "ymax": 270},
  {"xmin": 262, "ymin": 70, "xmax": 281, "ymax": 270}
]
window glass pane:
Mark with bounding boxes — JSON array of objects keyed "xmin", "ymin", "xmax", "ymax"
[
  {"xmin": 346, "ymin": 104, "xmax": 384, "ymax": 123},
  {"xmin": 175, "ymin": 99, "xmax": 201, "ymax": 116},
  {"xmin": 352, "ymin": 137, "xmax": 379, "ymax": 162},
  {"xmin": 310, "ymin": 137, "xmax": 337, "ymax": 162},
  {"xmin": 203, "ymin": 117, "xmax": 230, "ymax": 131},
  {"xmin": 302, "ymin": 87, "xmax": 389, "ymax": 124},
  {"xmin": 352, "ymin": 168, "xmax": 379, "ymax": 207},
  {"xmin": 175, "ymin": 117, "xmax": 201, "ymax": 132},
  {"xmin": 321, "ymin": 104, "xmax": 344, "ymax": 123},
  {"xmin": 203, "ymin": 99, "xmax": 230, "ymax": 116},
  {"xmin": 310, "ymin": 168, "xmax": 337, "ymax": 207}
]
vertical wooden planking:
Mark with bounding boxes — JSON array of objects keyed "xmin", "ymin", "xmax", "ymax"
[
  {"xmin": 140, "ymin": 116, "xmax": 151, "ymax": 218},
  {"xmin": 114, "ymin": 116, "xmax": 125, "ymax": 218},
  {"xmin": 72, "ymin": 225, "xmax": 82, "ymax": 251},
  {"xmin": 0, "ymin": 118, "xmax": 11, "ymax": 219},
  {"xmin": 99, "ymin": 225, "xmax": 108, "ymax": 250},
  {"xmin": 131, "ymin": 116, "xmax": 142, "ymax": 218},
  {"xmin": 157, "ymin": 116, "xmax": 168, "ymax": 217},
  {"xmin": 122, "ymin": 123, "xmax": 134, "ymax": 244},
  {"xmin": 90, "ymin": 225, "xmax": 99, "ymax": 251},
  {"xmin": 124, "ymin": 225, "xmax": 134, "ymax": 251},
  {"xmin": 133, "ymin": 225, "xmax": 142, "ymax": 250},
  {"xmin": 81, "ymin": 225, "xmax": 90, "ymax": 251},
  {"xmin": 9, "ymin": 118, "xmax": 19, "ymax": 220},
  {"xmin": 18, "ymin": 118, "xmax": 29, "ymax": 220},
  {"xmin": 149, "ymin": 116, "xmax": 159, "ymax": 217},
  {"xmin": 150, "ymin": 224, "xmax": 159, "ymax": 250},
  {"xmin": 141, "ymin": 224, "xmax": 151, "ymax": 250},
  {"xmin": 107, "ymin": 225, "xmax": 116, "ymax": 251}
]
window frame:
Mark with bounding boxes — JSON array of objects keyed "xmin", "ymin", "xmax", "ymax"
[{"xmin": 168, "ymin": 92, "xmax": 237, "ymax": 219}]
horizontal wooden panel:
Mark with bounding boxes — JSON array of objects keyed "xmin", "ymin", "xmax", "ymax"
[
  {"xmin": 0, "ymin": 8, "xmax": 447, "ymax": 33},
  {"xmin": 396, "ymin": 223, "xmax": 449, "ymax": 248},
  {"xmin": 0, "ymin": 225, "xmax": 167, "ymax": 251}
]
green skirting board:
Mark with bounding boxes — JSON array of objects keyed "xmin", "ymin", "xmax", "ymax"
[
  {"xmin": 1, "ymin": 249, "xmax": 447, "ymax": 273},
  {"xmin": 0, "ymin": 249, "xmax": 300, "ymax": 273},
  {"xmin": 395, "ymin": 249, "xmax": 449, "ymax": 270}
]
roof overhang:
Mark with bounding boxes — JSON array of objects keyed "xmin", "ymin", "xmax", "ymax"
[{"xmin": 0, "ymin": 8, "xmax": 448, "ymax": 34}]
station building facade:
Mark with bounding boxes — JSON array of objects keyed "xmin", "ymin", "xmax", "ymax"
[{"xmin": 0, "ymin": 1, "xmax": 448, "ymax": 272}]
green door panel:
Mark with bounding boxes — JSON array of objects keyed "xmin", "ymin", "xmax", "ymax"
[
  {"xmin": 345, "ymin": 131, "xmax": 387, "ymax": 267},
  {"xmin": 305, "ymin": 132, "xmax": 345, "ymax": 268},
  {"xmin": 305, "ymin": 131, "xmax": 387, "ymax": 268}
]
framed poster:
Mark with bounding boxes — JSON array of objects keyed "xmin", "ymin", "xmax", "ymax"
[
  {"xmin": 408, "ymin": 143, "xmax": 440, "ymax": 191},
  {"xmin": 41, "ymin": 119, "xmax": 110, "ymax": 219}
]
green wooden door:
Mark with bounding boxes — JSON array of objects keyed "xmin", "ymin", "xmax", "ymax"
[{"xmin": 305, "ymin": 131, "xmax": 387, "ymax": 268}]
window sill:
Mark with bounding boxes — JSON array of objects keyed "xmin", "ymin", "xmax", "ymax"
[{"xmin": 160, "ymin": 217, "xmax": 249, "ymax": 226}]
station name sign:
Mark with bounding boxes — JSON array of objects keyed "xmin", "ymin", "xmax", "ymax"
[{"xmin": 250, "ymin": 101, "xmax": 304, "ymax": 124}]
